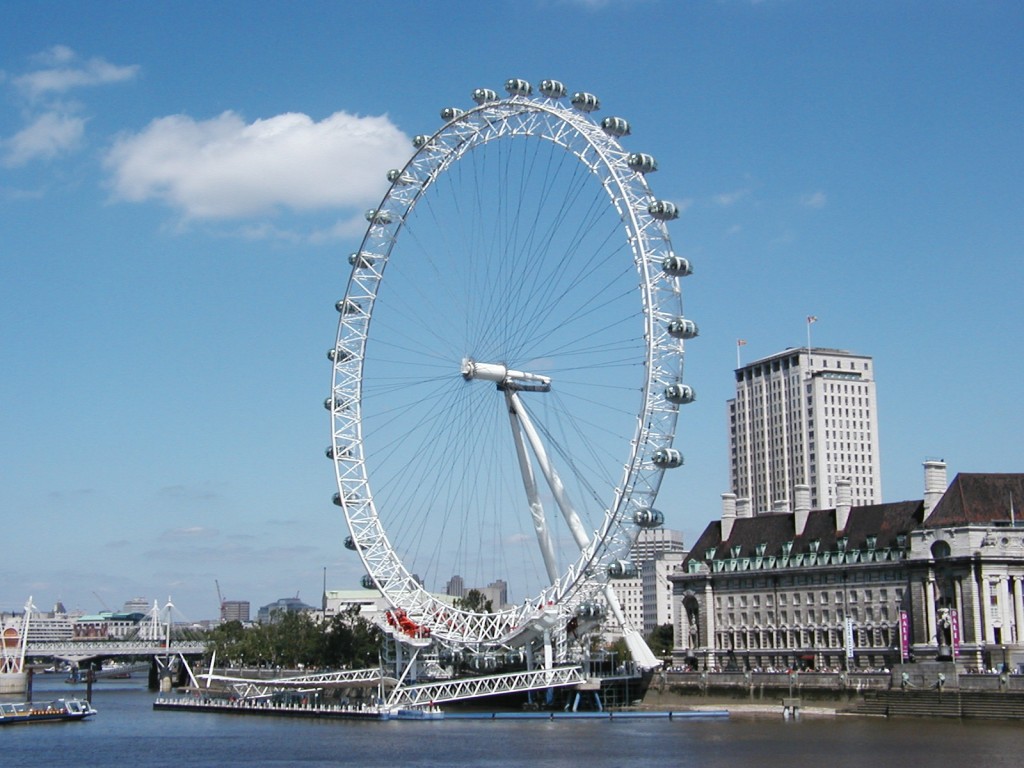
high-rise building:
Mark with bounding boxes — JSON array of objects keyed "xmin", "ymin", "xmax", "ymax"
[
  {"xmin": 607, "ymin": 528, "xmax": 686, "ymax": 639},
  {"xmin": 728, "ymin": 347, "xmax": 881, "ymax": 512},
  {"xmin": 221, "ymin": 600, "xmax": 250, "ymax": 624}
]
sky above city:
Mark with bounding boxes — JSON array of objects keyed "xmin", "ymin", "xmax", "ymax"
[{"xmin": 2, "ymin": 1, "xmax": 1021, "ymax": 622}]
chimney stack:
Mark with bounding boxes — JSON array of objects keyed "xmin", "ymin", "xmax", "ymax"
[
  {"xmin": 736, "ymin": 497, "xmax": 753, "ymax": 519},
  {"xmin": 923, "ymin": 459, "xmax": 947, "ymax": 520},
  {"xmin": 720, "ymin": 493, "xmax": 737, "ymax": 541},
  {"xmin": 794, "ymin": 484, "xmax": 811, "ymax": 536},
  {"xmin": 835, "ymin": 478, "xmax": 852, "ymax": 531}
]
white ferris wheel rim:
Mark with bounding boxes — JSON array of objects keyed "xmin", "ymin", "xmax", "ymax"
[{"xmin": 328, "ymin": 81, "xmax": 691, "ymax": 650}]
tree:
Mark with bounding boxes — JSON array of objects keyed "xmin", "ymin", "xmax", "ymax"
[
  {"xmin": 455, "ymin": 589, "xmax": 493, "ymax": 613},
  {"xmin": 646, "ymin": 623, "xmax": 674, "ymax": 657}
]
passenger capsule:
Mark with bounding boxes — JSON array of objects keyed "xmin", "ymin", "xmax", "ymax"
[
  {"xmin": 471, "ymin": 654, "xmax": 499, "ymax": 672},
  {"xmin": 440, "ymin": 106, "xmax": 464, "ymax": 121},
  {"xmin": 323, "ymin": 396, "xmax": 342, "ymax": 411},
  {"xmin": 664, "ymin": 383, "xmax": 696, "ymax": 405},
  {"xmin": 627, "ymin": 153, "xmax": 658, "ymax": 174},
  {"xmin": 348, "ymin": 251, "xmax": 377, "ymax": 268},
  {"xmin": 633, "ymin": 507, "xmax": 665, "ymax": 528},
  {"xmin": 505, "ymin": 78, "xmax": 532, "ymax": 96},
  {"xmin": 365, "ymin": 208, "xmax": 392, "ymax": 225},
  {"xmin": 387, "ymin": 168, "xmax": 417, "ymax": 185},
  {"xmin": 662, "ymin": 253, "xmax": 693, "ymax": 277},
  {"xmin": 575, "ymin": 601, "xmax": 605, "ymax": 621},
  {"xmin": 667, "ymin": 317, "xmax": 699, "ymax": 339},
  {"xmin": 539, "ymin": 79, "xmax": 567, "ymax": 98},
  {"xmin": 438, "ymin": 649, "xmax": 457, "ymax": 665},
  {"xmin": 472, "ymin": 88, "xmax": 499, "ymax": 104},
  {"xmin": 332, "ymin": 492, "xmax": 343, "ymax": 506},
  {"xmin": 412, "ymin": 134, "xmax": 432, "ymax": 149},
  {"xmin": 601, "ymin": 116, "xmax": 631, "ymax": 137},
  {"xmin": 326, "ymin": 347, "xmax": 352, "ymax": 362},
  {"xmin": 608, "ymin": 560, "xmax": 638, "ymax": 579},
  {"xmin": 648, "ymin": 200, "xmax": 680, "ymax": 221},
  {"xmin": 344, "ymin": 535, "xmax": 357, "ymax": 551},
  {"xmin": 325, "ymin": 444, "xmax": 352, "ymax": 460},
  {"xmin": 503, "ymin": 649, "xmax": 525, "ymax": 666},
  {"xmin": 652, "ymin": 447, "xmax": 684, "ymax": 469},
  {"xmin": 571, "ymin": 92, "xmax": 600, "ymax": 112},
  {"xmin": 360, "ymin": 574, "xmax": 376, "ymax": 589},
  {"xmin": 336, "ymin": 298, "xmax": 362, "ymax": 315}
]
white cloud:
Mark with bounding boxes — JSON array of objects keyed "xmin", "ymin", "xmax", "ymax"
[
  {"xmin": 2, "ymin": 110, "xmax": 85, "ymax": 166},
  {"xmin": 14, "ymin": 46, "xmax": 139, "ymax": 100},
  {"xmin": 800, "ymin": 190, "xmax": 827, "ymax": 209},
  {"xmin": 104, "ymin": 110, "xmax": 410, "ymax": 219},
  {"xmin": 714, "ymin": 188, "xmax": 752, "ymax": 207}
]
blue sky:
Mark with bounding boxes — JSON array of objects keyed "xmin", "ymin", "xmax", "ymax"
[{"xmin": 2, "ymin": 1, "xmax": 1021, "ymax": 621}]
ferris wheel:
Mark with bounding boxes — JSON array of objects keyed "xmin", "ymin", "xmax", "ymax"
[{"xmin": 327, "ymin": 78, "xmax": 695, "ymax": 668}]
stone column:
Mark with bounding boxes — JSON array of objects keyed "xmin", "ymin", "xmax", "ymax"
[
  {"xmin": 1013, "ymin": 576, "xmax": 1024, "ymax": 645},
  {"xmin": 970, "ymin": 561, "xmax": 983, "ymax": 647},
  {"xmin": 704, "ymin": 581, "xmax": 716, "ymax": 669},
  {"xmin": 981, "ymin": 575, "xmax": 994, "ymax": 644},
  {"xmin": 925, "ymin": 574, "xmax": 937, "ymax": 646}
]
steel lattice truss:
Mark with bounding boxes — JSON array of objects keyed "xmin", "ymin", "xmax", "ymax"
[{"xmin": 385, "ymin": 665, "xmax": 587, "ymax": 709}]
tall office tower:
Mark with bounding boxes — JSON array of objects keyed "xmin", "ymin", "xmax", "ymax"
[{"xmin": 728, "ymin": 347, "xmax": 881, "ymax": 512}]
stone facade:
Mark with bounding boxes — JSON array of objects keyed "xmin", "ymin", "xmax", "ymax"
[{"xmin": 670, "ymin": 464, "xmax": 1024, "ymax": 673}]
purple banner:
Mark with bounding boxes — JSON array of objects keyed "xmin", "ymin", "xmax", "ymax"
[
  {"xmin": 899, "ymin": 609, "xmax": 910, "ymax": 662},
  {"xmin": 951, "ymin": 608, "xmax": 960, "ymax": 657}
]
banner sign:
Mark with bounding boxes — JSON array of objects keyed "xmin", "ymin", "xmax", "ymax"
[
  {"xmin": 950, "ymin": 608, "xmax": 960, "ymax": 657},
  {"xmin": 898, "ymin": 610, "xmax": 910, "ymax": 662},
  {"xmin": 844, "ymin": 617, "xmax": 855, "ymax": 659}
]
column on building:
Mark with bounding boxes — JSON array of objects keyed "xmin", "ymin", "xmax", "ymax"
[
  {"xmin": 703, "ymin": 580, "xmax": 716, "ymax": 669},
  {"xmin": 1013, "ymin": 576, "xmax": 1024, "ymax": 645}
]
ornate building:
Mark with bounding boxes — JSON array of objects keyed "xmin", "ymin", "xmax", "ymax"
[{"xmin": 670, "ymin": 462, "xmax": 1024, "ymax": 673}]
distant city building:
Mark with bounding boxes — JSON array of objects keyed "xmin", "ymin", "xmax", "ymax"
[
  {"xmin": 322, "ymin": 589, "xmax": 388, "ymax": 623},
  {"xmin": 607, "ymin": 528, "xmax": 686, "ymax": 639},
  {"xmin": 671, "ymin": 462, "xmax": 1024, "ymax": 673},
  {"xmin": 729, "ymin": 347, "xmax": 881, "ymax": 512},
  {"xmin": 220, "ymin": 600, "xmax": 250, "ymax": 624},
  {"xmin": 122, "ymin": 597, "xmax": 150, "ymax": 614},
  {"xmin": 256, "ymin": 597, "xmax": 315, "ymax": 624},
  {"xmin": 445, "ymin": 575, "xmax": 465, "ymax": 599}
]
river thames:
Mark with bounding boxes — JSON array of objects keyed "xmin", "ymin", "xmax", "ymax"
[{"xmin": 4, "ymin": 678, "xmax": 1021, "ymax": 768}]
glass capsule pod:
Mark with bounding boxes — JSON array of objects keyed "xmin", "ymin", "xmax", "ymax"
[
  {"xmin": 633, "ymin": 507, "xmax": 665, "ymax": 528},
  {"xmin": 325, "ymin": 444, "xmax": 352, "ymax": 460},
  {"xmin": 667, "ymin": 317, "xmax": 699, "ymax": 339},
  {"xmin": 575, "ymin": 601, "xmax": 605, "ymax": 620},
  {"xmin": 412, "ymin": 134, "xmax": 432, "ymax": 149},
  {"xmin": 471, "ymin": 654, "xmax": 499, "ymax": 672},
  {"xmin": 323, "ymin": 396, "xmax": 341, "ymax": 411},
  {"xmin": 326, "ymin": 347, "xmax": 352, "ymax": 362},
  {"xmin": 332, "ymin": 492, "xmax": 343, "ymax": 506},
  {"xmin": 627, "ymin": 153, "xmax": 658, "ymax": 174},
  {"xmin": 344, "ymin": 535, "xmax": 357, "ymax": 551},
  {"xmin": 539, "ymin": 79, "xmax": 567, "ymax": 98},
  {"xmin": 438, "ymin": 648, "xmax": 457, "ymax": 665},
  {"xmin": 662, "ymin": 253, "xmax": 693, "ymax": 277},
  {"xmin": 664, "ymin": 383, "xmax": 696, "ymax": 404},
  {"xmin": 652, "ymin": 447, "xmax": 684, "ymax": 469},
  {"xmin": 336, "ymin": 298, "xmax": 362, "ymax": 316},
  {"xmin": 571, "ymin": 92, "xmax": 600, "ymax": 112},
  {"xmin": 472, "ymin": 87, "xmax": 499, "ymax": 104},
  {"xmin": 440, "ymin": 106, "xmax": 464, "ymax": 121},
  {"xmin": 608, "ymin": 560, "xmax": 638, "ymax": 579},
  {"xmin": 365, "ymin": 208, "xmax": 392, "ymax": 225},
  {"xmin": 504, "ymin": 649, "xmax": 525, "ymax": 666},
  {"xmin": 648, "ymin": 200, "xmax": 679, "ymax": 221},
  {"xmin": 360, "ymin": 574, "xmax": 375, "ymax": 589},
  {"xmin": 601, "ymin": 116, "xmax": 631, "ymax": 137},
  {"xmin": 505, "ymin": 78, "xmax": 532, "ymax": 96},
  {"xmin": 386, "ymin": 169, "xmax": 417, "ymax": 185},
  {"xmin": 348, "ymin": 251, "xmax": 376, "ymax": 268}
]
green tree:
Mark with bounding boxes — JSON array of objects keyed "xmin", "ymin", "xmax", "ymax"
[
  {"xmin": 455, "ymin": 589, "xmax": 493, "ymax": 613},
  {"xmin": 646, "ymin": 623, "xmax": 674, "ymax": 657}
]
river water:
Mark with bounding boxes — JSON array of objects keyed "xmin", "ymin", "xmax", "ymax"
[{"xmin": 4, "ymin": 677, "xmax": 1021, "ymax": 768}]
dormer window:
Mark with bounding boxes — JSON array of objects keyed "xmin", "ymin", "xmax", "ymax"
[
  {"xmin": 866, "ymin": 535, "xmax": 877, "ymax": 550},
  {"xmin": 809, "ymin": 539, "xmax": 820, "ymax": 554},
  {"xmin": 705, "ymin": 547, "xmax": 717, "ymax": 560},
  {"xmin": 896, "ymin": 534, "xmax": 907, "ymax": 549},
  {"xmin": 837, "ymin": 537, "xmax": 848, "ymax": 552},
  {"xmin": 731, "ymin": 544, "xmax": 742, "ymax": 558},
  {"xmin": 756, "ymin": 542, "xmax": 767, "ymax": 557}
]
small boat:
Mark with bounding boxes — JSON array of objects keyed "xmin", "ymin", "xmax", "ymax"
[{"xmin": 0, "ymin": 698, "xmax": 97, "ymax": 725}]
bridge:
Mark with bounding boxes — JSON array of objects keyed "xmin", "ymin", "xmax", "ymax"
[{"xmin": 25, "ymin": 639, "xmax": 208, "ymax": 664}]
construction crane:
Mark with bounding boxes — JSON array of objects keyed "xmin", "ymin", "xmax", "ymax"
[{"xmin": 215, "ymin": 580, "xmax": 225, "ymax": 622}]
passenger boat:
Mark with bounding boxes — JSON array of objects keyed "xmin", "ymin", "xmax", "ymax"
[{"xmin": 0, "ymin": 698, "xmax": 97, "ymax": 725}]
